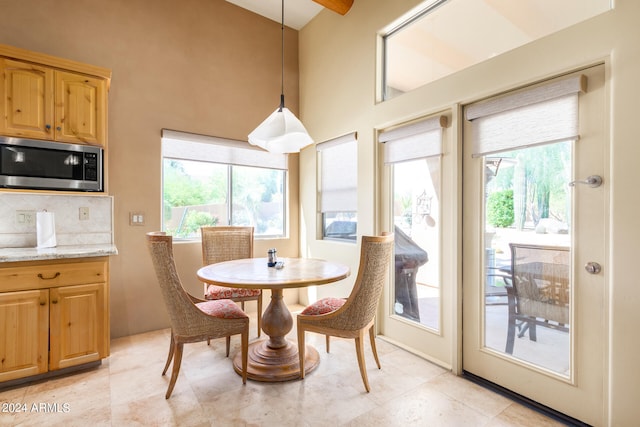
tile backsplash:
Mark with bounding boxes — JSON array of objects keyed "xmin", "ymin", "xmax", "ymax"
[{"xmin": 0, "ymin": 193, "xmax": 113, "ymax": 248}]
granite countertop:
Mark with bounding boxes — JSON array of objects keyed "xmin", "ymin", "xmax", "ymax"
[{"xmin": 0, "ymin": 244, "xmax": 118, "ymax": 263}]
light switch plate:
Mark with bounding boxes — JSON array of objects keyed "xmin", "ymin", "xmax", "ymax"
[
  {"xmin": 15, "ymin": 210, "xmax": 36, "ymax": 225},
  {"xmin": 129, "ymin": 211, "xmax": 145, "ymax": 226}
]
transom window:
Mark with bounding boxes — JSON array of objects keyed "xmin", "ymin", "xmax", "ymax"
[{"xmin": 381, "ymin": 0, "xmax": 612, "ymax": 100}]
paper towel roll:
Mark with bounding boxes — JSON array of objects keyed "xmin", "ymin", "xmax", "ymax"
[{"xmin": 36, "ymin": 211, "xmax": 57, "ymax": 248}]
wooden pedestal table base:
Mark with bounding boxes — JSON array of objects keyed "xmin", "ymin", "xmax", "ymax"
[
  {"xmin": 197, "ymin": 257, "xmax": 350, "ymax": 382},
  {"xmin": 232, "ymin": 288, "xmax": 319, "ymax": 381}
]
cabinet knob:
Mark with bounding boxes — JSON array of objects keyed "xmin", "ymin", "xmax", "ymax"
[
  {"xmin": 39, "ymin": 300, "xmax": 46, "ymax": 306},
  {"xmin": 45, "ymin": 124, "xmax": 51, "ymax": 130},
  {"xmin": 51, "ymin": 299, "xmax": 58, "ymax": 304},
  {"xmin": 56, "ymin": 126, "xmax": 62, "ymax": 131}
]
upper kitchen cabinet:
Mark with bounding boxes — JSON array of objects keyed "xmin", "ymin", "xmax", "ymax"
[
  {"xmin": 0, "ymin": 59, "xmax": 53, "ymax": 140},
  {"xmin": 54, "ymin": 71, "xmax": 106, "ymax": 146},
  {"xmin": 0, "ymin": 44, "xmax": 110, "ymax": 148}
]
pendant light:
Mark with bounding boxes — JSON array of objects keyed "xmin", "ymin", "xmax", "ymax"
[{"xmin": 248, "ymin": 0, "xmax": 314, "ymax": 154}]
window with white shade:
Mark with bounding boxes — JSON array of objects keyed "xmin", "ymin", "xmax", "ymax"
[
  {"xmin": 161, "ymin": 129, "xmax": 287, "ymax": 239},
  {"xmin": 317, "ymin": 132, "xmax": 358, "ymax": 241}
]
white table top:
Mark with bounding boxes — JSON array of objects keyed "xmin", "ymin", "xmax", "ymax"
[{"xmin": 197, "ymin": 257, "xmax": 350, "ymax": 290}]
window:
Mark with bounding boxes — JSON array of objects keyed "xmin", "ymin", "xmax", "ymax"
[
  {"xmin": 317, "ymin": 132, "xmax": 357, "ymax": 241},
  {"xmin": 161, "ymin": 130, "xmax": 287, "ymax": 239},
  {"xmin": 381, "ymin": 0, "xmax": 611, "ymax": 100}
]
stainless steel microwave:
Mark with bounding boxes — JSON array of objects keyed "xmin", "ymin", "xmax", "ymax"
[{"xmin": 0, "ymin": 137, "xmax": 103, "ymax": 192}]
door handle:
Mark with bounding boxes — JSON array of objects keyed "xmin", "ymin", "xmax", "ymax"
[
  {"xmin": 568, "ymin": 175, "xmax": 602, "ymax": 188},
  {"xmin": 585, "ymin": 262, "xmax": 602, "ymax": 274}
]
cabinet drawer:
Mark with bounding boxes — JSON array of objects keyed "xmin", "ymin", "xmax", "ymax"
[{"xmin": 0, "ymin": 260, "xmax": 107, "ymax": 292}]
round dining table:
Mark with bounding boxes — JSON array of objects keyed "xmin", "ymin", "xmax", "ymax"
[{"xmin": 197, "ymin": 257, "xmax": 350, "ymax": 382}]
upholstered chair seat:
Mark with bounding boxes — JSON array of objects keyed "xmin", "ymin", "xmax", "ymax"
[
  {"xmin": 195, "ymin": 299, "xmax": 249, "ymax": 319},
  {"xmin": 300, "ymin": 297, "xmax": 346, "ymax": 316}
]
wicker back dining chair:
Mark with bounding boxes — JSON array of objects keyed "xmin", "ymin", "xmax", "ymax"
[
  {"xmin": 200, "ymin": 226, "xmax": 262, "ymax": 337},
  {"xmin": 296, "ymin": 233, "xmax": 394, "ymax": 392},
  {"xmin": 146, "ymin": 232, "xmax": 249, "ymax": 399}
]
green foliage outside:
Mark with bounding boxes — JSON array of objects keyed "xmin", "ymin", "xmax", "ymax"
[
  {"xmin": 163, "ymin": 160, "xmax": 224, "ymax": 238},
  {"xmin": 400, "ymin": 195, "xmax": 413, "ymax": 228},
  {"xmin": 178, "ymin": 211, "xmax": 218, "ymax": 238},
  {"xmin": 232, "ymin": 166, "xmax": 283, "ymax": 234},
  {"xmin": 486, "ymin": 190, "xmax": 514, "ymax": 228},
  {"xmin": 163, "ymin": 159, "xmax": 284, "ymax": 238},
  {"xmin": 487, "ymin": 141, "xmax": 570, "ymax": 229},
  {"xmin": 163, "ymin": 160, "xmax": 226, "ymax": 209}
]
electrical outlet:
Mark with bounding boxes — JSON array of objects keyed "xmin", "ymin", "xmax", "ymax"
[
  {"xmin": 16, "ymin": 210, "xmax": 36, "ymax": 225},
  {"xmin": 79, "ymin": 207, "xmax": 90, "ymax": 220},
  {"xmin": 129, "ymin": 211, "xmax": 145, "ymax": 226}
]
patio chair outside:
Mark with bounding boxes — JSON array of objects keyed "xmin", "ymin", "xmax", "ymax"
[{"xmin": 505, "ymin": 243, "xmax": 570, "ymax": 354}]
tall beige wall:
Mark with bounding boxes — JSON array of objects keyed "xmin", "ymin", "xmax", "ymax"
[
  {"xmin": 0, "ymin": 0, "xmax": 300, "ymax": 338},
  {"xmin": 299, "ymin": 1, "xmax": 639, "ymax": 425}
]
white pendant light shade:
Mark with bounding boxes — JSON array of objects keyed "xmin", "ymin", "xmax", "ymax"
[
  {"xmin": 247, "ymin": 0, "xmax": 314, "ymax": 154},
  {"xmin": 248, "ymin": 106, "xmax": 314, "ymax": 154}
]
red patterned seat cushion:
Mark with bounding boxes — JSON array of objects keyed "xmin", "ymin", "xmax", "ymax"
[
  {"xmin": 301, "ymin": 297, "xmax": 346, "ymax": 316},
  {"xmin": 196, "ymin": 299, "xmax": 248, "ymax": 319},
  {"xmin": 205, "ymin": 285, "xmax": 261, "ymax": 300}
]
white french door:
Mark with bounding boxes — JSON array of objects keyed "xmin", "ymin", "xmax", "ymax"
[
  {"xmin": 378, "ymin": 113, "xmax": 455, "ymax": 367},
  {"xmin": 462, "ymin": 64, "xmax": 607, "ymax": 425}
]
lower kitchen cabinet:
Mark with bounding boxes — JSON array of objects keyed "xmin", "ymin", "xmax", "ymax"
[
  {"xmin": 0, "ymin": 289, "xmax": 49, "ymax": 382},
  {"xmin": 50, "ymin": 282, "xmax": 107, "ymax": 370},
  {"xmin": 0, "ymin": 257, "xmax": 109, "ymax": 384}
]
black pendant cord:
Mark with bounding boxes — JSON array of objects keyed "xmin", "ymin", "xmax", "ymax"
[{"xmin": 279, "ymin": 0, "xmax": 285, "ymax": 112}]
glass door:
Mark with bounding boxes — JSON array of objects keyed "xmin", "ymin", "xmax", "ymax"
[
  {"xmin": 392, "ymin": 158, "xmax": 440, "ymax": 330},
  {"xmin": 462, "ymin": 65, "xmax": 606, "ymax": 425},
  {"xmin": 378, "ymin": 114, "xmax": 454, "ymax": 366},
  {"xmin": 483, "ymin": 143, "xmax": 572, "ymax": 373}
]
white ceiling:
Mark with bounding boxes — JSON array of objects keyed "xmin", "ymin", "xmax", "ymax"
[{"xmin": 225, "ymin": 0, "xmax": 323, "ymax": 30}]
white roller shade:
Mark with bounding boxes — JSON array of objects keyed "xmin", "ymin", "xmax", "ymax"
[
  {"xmin": 317, "ymin": 132, "xmax": 358, "ymax": 213},
  {"xmin": 162, "ymin": 129, "xmax": 288, "ymax": 170},
  {"xmin": 380, "ymin": 115, "xmax": 447, "ymax": 164},
  {"xmin": 466, "ymin": 75, "xmax": 586, "ymax": 157}
]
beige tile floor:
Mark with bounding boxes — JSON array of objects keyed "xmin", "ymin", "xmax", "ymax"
[{"xmin": 0, "ymin": 307, "xmax": 566, "ymax": 427}]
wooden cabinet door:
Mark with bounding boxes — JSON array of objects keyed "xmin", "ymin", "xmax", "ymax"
[
  {"xmin": 0, "ymin": 59, "xmax": 54, "ymax": 139},
  {"xmin": 49, "ymin": 282, "xmax": 108, "ymax": 370},
  {"xmin": 54, "ymin": 71, "xmax": 106, "ymax": 146},
  {"xmin": 0, "ymin": 289, "xmax": 49, "ymax": 382}
]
